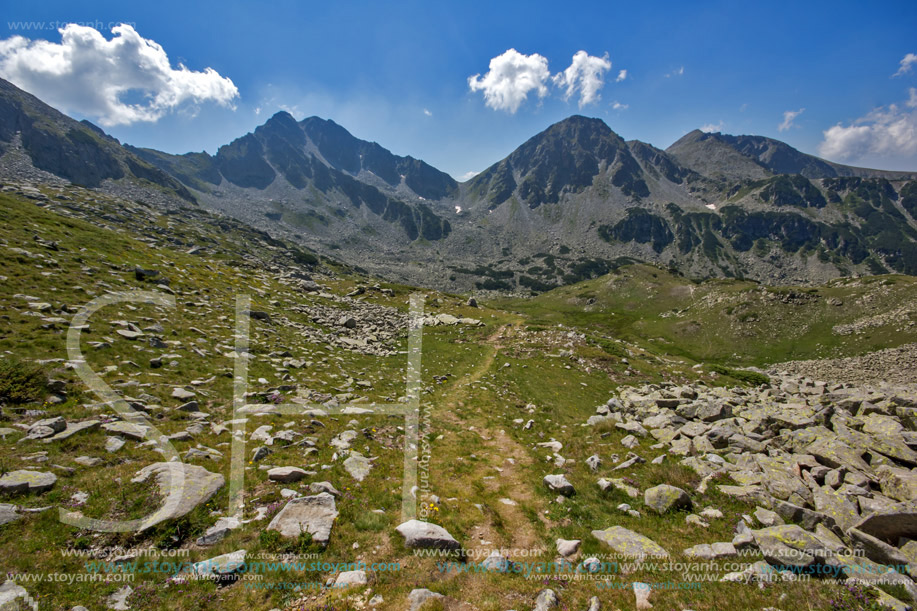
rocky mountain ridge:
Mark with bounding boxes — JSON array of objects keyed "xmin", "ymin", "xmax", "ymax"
[{"xmin": 1, "ymin": 77, "xmax": 917, "ymax": 293}]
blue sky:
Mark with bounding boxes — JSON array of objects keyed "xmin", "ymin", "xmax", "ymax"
[{"xmin": 1, "ymin": 0, "xmax": 916, "ymax": 178}]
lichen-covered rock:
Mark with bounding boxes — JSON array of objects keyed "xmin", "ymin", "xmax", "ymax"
[
  {"xmin": 644, "ymin": 484, "xmax": 691, "ymax": 514},
  {"xmin": 591, "ymin": 526, "xmax": 669, "ymax": 558}
]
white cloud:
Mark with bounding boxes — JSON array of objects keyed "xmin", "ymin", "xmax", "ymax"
[
  {"xmin": 616, "ymin": 69, "xmax": 627, "ymax": 82},
  {"xmin": 778, "ymin": 108, "xmax": 805, "ymax": 132},
  {"xmin": 0, "ymin": 23, "xmax": 238, "ymax": 126},
  {"xmin": 553, "ymin": 51, "xmax": 612, "ymax": 108},
  {"xmin": 468, "ymin": 48, "xmax": 550, "ymax": 113},
  {"xmin": 818, "ymin": 89, "xmax": 917, "ymax": 161},
  {"xmin": 459, "ymin": 170, "xmax": 479, "ymax": 181},
  {"xmin": 665, "ymin": 66, "xmax": 685, "ymax": 78},
  {"xmin": 893, "ymin": 53, "xmax": 917, "ymax": 78},
  {"xmin": 612, "ymin": 101, "xmax": 628, "ymax": 110},
  {"xmin": 700, "ymin": 121, "xmax": 724, "ymax": 133},
  {"xmin": 423, "ymin": 108, "xmax": 432, "ymax": 116}
]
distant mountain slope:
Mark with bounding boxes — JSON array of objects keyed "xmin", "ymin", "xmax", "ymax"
[
  {"xmin": 0, "ymin": 78, "xmax": 195, "ymax": 202},
  {"xmin": 127, "ymin": 110, "xmax": 455, "ymax": 243},
  {"xmin": 667, "ymin": 129, "xmax": 917, "ymax": 181}
]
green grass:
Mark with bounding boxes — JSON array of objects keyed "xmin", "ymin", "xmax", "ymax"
[{"xmin": 0, "ymin": 186, "xmax": 912, "ymax": 611}]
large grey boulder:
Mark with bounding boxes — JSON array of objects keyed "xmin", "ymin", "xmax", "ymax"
[
  {"xmin": 877, "ymin": 465, "xmax": 917, "ymax": 502},
  {"xmin": 130, "ymin": 462, "xmax": 224, "ymax": 530},
  {"xmin": 106, "ymin": 585, "xmax": 132, "ymax": 610},
  {"xmin": 0, "ymin": 470, "xmax": 57, "ymax": 495},
  {"xmin": 395, "ymin": 519, "xmax": 461, "ymax": 551},
  {"xmin": 644, "ymin": 484, "xmax": 691, "ymax": 514},
  {"xmin": 267, "ymin": 493, "xmax": 338, "ymax": 545},
  {"xmin": 852, "ymin": 500, "xmax": 917, "ymax": 543},
  {"xmin": 752, "ymin": 524, "xmax": 836, "ymax": 570},
  {"xmin": 25, "ymin": 416, "xmax": 66, "ymax": 440},
  {"xmin": 333, "ymin": 569, "xmax": 368, "ymax": 587}
]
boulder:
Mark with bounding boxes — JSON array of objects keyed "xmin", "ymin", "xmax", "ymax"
[
  {"xmin": 591, "ymin": 526, "xmax": 669, "ymax": 558},
  {"xmin": 190, "ymin": 549, "xmax": 247, "ymax": 577},
  {"xmin": 344, "ymin": 452, "xmax": 373, "ymax": 481},
  {"xmin": 395, "ymin": 519, "xmax": 461, "ymax": 551},
  {"xmin": 267, "ymin": 467, "xmax": 308, "ymax": 483},
  {"xmin": 534, "ymin": 588, "xmax": 559, "ymax": 611},
  {"xmin": 644, "ymin": 484, "xmax": 691, "ymax": 514},
  {"xmin": 408, "ymin": 589, "xmax": 445, "ymax": 611},
  {"xmin": 334, "ymin": 569, "xmax": 368, "ymax": 587},
  {"xmin": 752, "ymin": 524, "xmax": 836, "ymax": 571},
  {"xmin": 0, "ymin": 504, "xmax": 21, "ymax": 527},
  {"xmin": 556, "ymin": 538, "xmax": 581, "ymax": 558},
  {"xmin": 130, "ymin": 462, "xmax": 224, "ymax": 530},
  {"xmin": 0, "ymin": 470, "xmax": 57, "ymax": 495},
  {"xmin": 877, "ymin": 465, "xmax": 917, "ymax": 502},
  {"xmin": 543, "ymin": 474, "xmax": 575, "ymax": 496},
  {"xmin": 267, "ymin": 493, "xmax": 338, "ymax": 545}
]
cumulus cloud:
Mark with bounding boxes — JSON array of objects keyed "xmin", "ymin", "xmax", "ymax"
[
  {"xmin": 423, "ymin": 108, "xmax": 432, "ymax": 116},
  {"xmin": 893, "ymin": 53, "xmax": 917, "ymax": 78},
  {"xmin": 818, "ymin": 89, "xmax": 917, "ymax": 161},
  {"xmin": 0, "ymin": 23, "xmax": 238, "ymax": 126},
  {"xmin": 612, "ymin": 101, "xmax": 628, "ymax": 110},
  {"xmin": 459, "ymin": 170, "xmax": 479, "ymax": 181},
  {"xmin": 616, "ymin": 69, "xmax": 627, "ymax": 82},
  {"xmin": 665, "ymin": 66, "xmax": 685, "ymax": 78},
  {"xmin": 553, "ymin": 51, "xmax": 612, "ymax": 108},
  {"xmin": 467, "ymin": 48, "xmax": 550, "ymax": 113},
  {"xmin": 778, "ymin": 108, "xmax": 805, "ymax": 132},
  {"xmin": 700, "ymin": 121, "xmax": 724, "ymax": 133}
]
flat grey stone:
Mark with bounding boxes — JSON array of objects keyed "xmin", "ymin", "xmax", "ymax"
[
  {"xmin": 0, "ymin": 470, "xmax": 57, "ymax": 495},
  {"xmin": 344, "ymin": 452, "xmax": 372, "ymax": 481},
  {"xmin": 267, "ymin": 466, "xmax": 307, "ymax": 483},
  {"xmin": 130, "ymin": 462, "xmax": 224, "ymax": 530},
  {"xmin": 591, "ymin": 526, "xmax": 669, "ymax": 558},
  {"xmin": 267, "ymin": 493, "xmax": 338, "ymax": 545},
  {"xmin": 43, "ymin": 420, "xmax": 100, "ymax": 442}
]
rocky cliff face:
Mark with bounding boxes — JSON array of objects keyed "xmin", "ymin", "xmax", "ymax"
[{"xmin": 0, "ymin": 78, "xmax": 194, "ymax": 201}]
